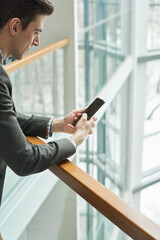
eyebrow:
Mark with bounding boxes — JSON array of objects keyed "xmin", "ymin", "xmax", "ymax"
[{"xmin": 35, "ymin": 28, "xmax": 42, "ymax": 33}]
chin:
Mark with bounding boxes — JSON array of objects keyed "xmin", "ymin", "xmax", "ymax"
[
  {"xmin": 11, "ymin": 54, "xmax": 23, "ymax": 61},
  {"xmin": 16, "ymin": 56, "xmax": 23, "ymax": 60},
  {"xmin": 19, "ymin": 55, "xmax": 24, "ymax": 60}
]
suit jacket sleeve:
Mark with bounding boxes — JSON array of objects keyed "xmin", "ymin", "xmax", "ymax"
[
  {"xmin": 0, "ymin": 80, "xmax": 76, "ymax": 176},
  {"xmin": 17, "ymin": 112, "xmax": 50, "ymax": 139}
]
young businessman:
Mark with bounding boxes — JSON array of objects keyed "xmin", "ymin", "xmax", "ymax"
[{"xmin": 0, "ymin": 0, "xmax": 96, "ymax": 207}]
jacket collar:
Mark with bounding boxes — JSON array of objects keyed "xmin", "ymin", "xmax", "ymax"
[{"xmin": 0, "ymin": 49, "xmax": 5, "ymax": 65}]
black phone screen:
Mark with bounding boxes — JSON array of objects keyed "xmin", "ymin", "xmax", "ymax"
[{"xmin": 72, "ymin": 97, "xmax": 105, "ymax": 127}]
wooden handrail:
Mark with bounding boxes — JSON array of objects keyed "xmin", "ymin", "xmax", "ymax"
[
  {"xmin": 4, "ymin": 38, "xmax": 70, "ymax": 74},
  {"xmin": 26, "ymin": 136, "xmax": 160, "ymax": 240}
]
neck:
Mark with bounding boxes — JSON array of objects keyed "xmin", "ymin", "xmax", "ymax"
[{"xmin": 0, "ymin": 29, "xmax": 10, "ymax": 59}]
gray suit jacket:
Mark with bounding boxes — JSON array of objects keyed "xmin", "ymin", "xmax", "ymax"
[{"xmin": 0, "ymin": 64, "xmax": 76, "ymax": 205}]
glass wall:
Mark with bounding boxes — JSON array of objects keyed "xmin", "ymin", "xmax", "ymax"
[
  {"xmin": 143, "ymin": 60, "xmax": 160, "ymax": 172},
  {"xmin": 141, "ymin": 59, "xmax": 160, "ymax": 225},
  {"xmin": 2, "ymin": 0, "xmax": 160, "ymax": 239},
  {"xmin": 77, "ymin": 1, "xmax": 132, "ymax": 239},
  {"xmin": 78, "ymin": 85, "xmax": 130, "ymax": 240},
  {"xmin": 140, "ymin": 0, "xmax": 160, "ymax": 226},
  {"xmin": 148, "ymin": 0, "xmax": 160, "ymax": 50},
  {"xmin": 78, "ymin": 0, "xmax": 131, "ymax": 106},
  {"xmin": 140, "ymin": 182, "xmax": 160, "ymax": 225}
]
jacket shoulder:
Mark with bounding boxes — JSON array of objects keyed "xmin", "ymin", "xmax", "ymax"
[{"xmin": 0, "ymin": 64, "xmax": 12, "ymax": 93}]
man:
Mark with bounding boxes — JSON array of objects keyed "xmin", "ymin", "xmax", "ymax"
[{"xmin": 0, "ymin": 0, "xmax": 96, "ymax": 207}]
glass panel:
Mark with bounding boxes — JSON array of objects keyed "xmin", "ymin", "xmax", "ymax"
[
  {"xmin": 79, "ymin": 90, "xmax": 123, "ymax": 192},
  {"xmin": 79, "ymin": 196, "xmax": 131, "ymax": 240},
  {"xmin": 77, "ymin": 0, "xmax": 122, "ymax": 29},
  {"xmin": 148, "ymin": 0, "xmax": 160, "ymax": 51},
  {"xmin": 78, "ymin": 88, "xmax": 130, "ymax": 239},
  {"xmin": 142, "ymin": 59, "xmax": 160, "ymax": 227},
  {"xmin": 125, "ymin": 0, "xmax": 132, "ymax": 9},
  {"xmin": 95, "ymin": 0, "xmax": 121, "ymax": 22},
  {"xmin": 2, "ymin": 49, "xmax": 64, "ymax": 205},
  {"xmin": 2, "ymin": 168, "xmax": 26, "ymax": 205},
  {"xmin": 77, "ymin": 1, "xmax": 132, "ymax": 238},
  {"xmin": 142, "ymin": 60, "xmax": 160, "ymax": 171},
  {"xmin": 140, "ymin": 182, "xmax": 160, "ymax": 225},
  {"xmin": 78, "ymin": 0, "xmax": 131, "ymax": 103},
  {"xmin": 10, "ymin": 49, "xmax": 64, "ymax": 118}
]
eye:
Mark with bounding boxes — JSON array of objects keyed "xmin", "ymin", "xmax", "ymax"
[{"xmin": 34, "ymin": 32, "xmax": 39, "ymax": 36}]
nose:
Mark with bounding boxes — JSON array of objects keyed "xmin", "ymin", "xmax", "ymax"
[{"xmin": 32, "ymin": 35, "xmax": 40, "ymax": 47}]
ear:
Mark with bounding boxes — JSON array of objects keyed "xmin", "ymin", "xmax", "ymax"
[{"xmin": 9, "ymin": 18, "xmax": 22, "ymax": 36}]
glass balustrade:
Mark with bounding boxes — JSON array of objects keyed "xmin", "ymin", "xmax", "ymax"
[
  {"xmin": 1, "ymin": 48, "xmax": 65, "ymax": 206},
  {"xmin": 10, "ymin": 50, "xmax": 64, "ymax": 118},
  {"xmin": 79, "ymin": 196, "xmax": 130, "ymax": 240}
]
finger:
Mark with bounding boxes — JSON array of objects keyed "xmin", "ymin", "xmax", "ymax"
[
  {"xmin": 73, "ymin": 107, "xmax": 88, "ymax": 115},
  {"xmin": 89, "ymin": 130, "xmax": 93, "ymax": 135},
  {"xmin": 74, "ymin": 113, "xmax": 82, "ymax": 118},
  {"xmin": 73, "ymin": 116, "xmax": 78, "ymax": 121},
  {"xmin": 93, "ymin": 116, "xmax": 97, "ymax": 121},
  {"xmin": 82, "ymin": 113, "xmax": 88, "ymax": 119}
]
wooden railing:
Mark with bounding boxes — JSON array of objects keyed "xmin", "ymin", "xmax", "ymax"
[
  {"xmin": 4, "ymin": 39, "xmax": 160, "ymax": 239},
  {"xmin": 4, "ymin": 38, "xmax": 70, "ymax": 74},
  {"xmin": 26, "ymin": 136, "xmax": 160, "ymax": 240}
]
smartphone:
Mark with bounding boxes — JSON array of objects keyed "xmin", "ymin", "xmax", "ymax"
[{"xmin": 72, "ymin": 97, "xmax": 105, "ymax": 127}]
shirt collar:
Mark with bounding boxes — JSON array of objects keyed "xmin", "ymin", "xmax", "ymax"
[{"xmin": 0, "ymin": 49, "xmax": 5, "ymax": 65}]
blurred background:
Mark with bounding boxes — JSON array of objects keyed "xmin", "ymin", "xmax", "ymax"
[{"xmin": 1, "ymin": 0, "xmax": 160, "ymax": 239}]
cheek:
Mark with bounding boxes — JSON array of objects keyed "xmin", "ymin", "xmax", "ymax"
[
  {"xmin": 23, "ymin": 40, "xmax": 33, "ymax": 51},
  {"xmin": 23, "ymin": 33, "xmax": 34, "ymax": 45}
]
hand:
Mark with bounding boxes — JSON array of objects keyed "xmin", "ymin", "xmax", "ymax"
[
  {"xmin": 71, "ymin": 113, "xmax": 97, "ymax": 146},
  {"xmin": 51, "ymin": 108, "xmax": 87, "ymax": 134}
]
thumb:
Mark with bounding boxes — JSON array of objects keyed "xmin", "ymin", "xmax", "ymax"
[{"xmin": 82, "ymin": 113, "xmax": 88, "ymax": 119}]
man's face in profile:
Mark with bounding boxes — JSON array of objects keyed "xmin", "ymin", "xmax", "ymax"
[{"xmin": 10, "ymin": 14, "xmax": 45, "ymax": 60}]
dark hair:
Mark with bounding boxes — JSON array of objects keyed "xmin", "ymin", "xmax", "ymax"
[{"xmin": 0, "ymin": 0, "xmax": 54, "ymax": 30}]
